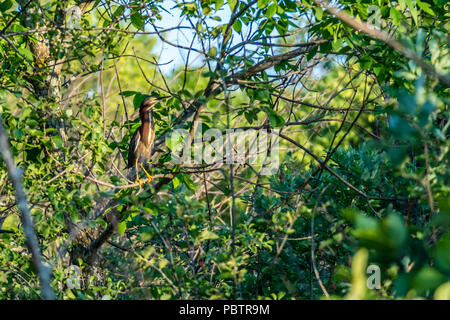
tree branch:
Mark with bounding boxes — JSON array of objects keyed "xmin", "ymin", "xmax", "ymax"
[
  {"xmin": 0, "ymin": 119, "xmax": 54, "ymax": 300},
  {"xmin": 316, "ymin": 0, "xmax": 450, "ymax": 87}
]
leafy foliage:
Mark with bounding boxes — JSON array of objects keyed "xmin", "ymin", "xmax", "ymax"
[{"xmin": 0, "ymin": 0, "xmax": 448, "ymax": 300}]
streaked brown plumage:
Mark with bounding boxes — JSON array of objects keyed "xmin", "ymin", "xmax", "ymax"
[{"xmin": 127, "ymin": 97, "xmax": 158, "ymax": 182}]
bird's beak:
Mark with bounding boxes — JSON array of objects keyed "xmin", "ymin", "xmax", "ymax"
[
  {"xmin": 148, "ymin": 98, "xmax": 158, "ymax": 108},
  {"xmin": 141, "ymin": 95, "xmax": 169, "ymax": 112},
  {"xmin": 141, "ymin": 97, "xmax": 157, "ymax": 111}
]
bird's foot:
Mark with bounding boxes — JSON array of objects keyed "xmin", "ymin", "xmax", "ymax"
[
  {"xmin": 134, "ymin": 176, "xmax": 150, "ymax": 187},
  {"xmin": 134, "ymin": 174, "xmax": 146, "ymax": 188},
  {"xmin": 140, "ymin": 164, "xmax": 153, "ymax": 183}
]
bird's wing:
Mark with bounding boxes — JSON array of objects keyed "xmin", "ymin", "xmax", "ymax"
[
  {"xmin": 149, "ymin": 120, "xmax": 155, "ymax": 155},
  {"xmin": 127, "ymin": 128, "xmax": 140, "ymax": 168}
]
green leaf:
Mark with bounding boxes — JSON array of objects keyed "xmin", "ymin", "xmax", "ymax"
[
  {"xmin": 417, "ymin": 1, "xmax": 434, "ymax": 15},
  {"xmin": 208, "ymin": 47, "xmax": 217, "ymax": 58},
  {"xmin": 332, "ymin": 38, "xmax": 343, "ymax": 52},
  {"xmin": 52, "ymin": 136, "xmax": 63, "ymax": 149},
  {"xmin": 118, "ymin": 221, "xmax": 126, "ymax": 236},
  {"xmin": 12, "ymin": 90, "xmax": 22, "ymax": 98},
  {"xmin": 120, "ymin": 91, "xmax": 139, "ymax": 97},
  {"xmin": 215, "ymin": 0, "xmax": 224, "ymax": 11},
  {"xmin": 255, "ymin": 89, "xmax": 269, "ymax": 101},
  {"xmin": 435, "ymin": 282, "xmax": 450, "ymax": 300},
  {"xmin": 199, "ymin": 230, "xmax": 219, "ymax": 241},
  {"xmin": 266, "ymin": 4, "xmax": 277, "ymax": 19},
  {"xmin": 244, "ymin": 111, "xmax": 252, "ymax": 124},
  {"xmin": 257, "ymin": 0, "xmax": 270, "ymax": 9},
  {"xmin": 359, "ymin": 55, "xmax": 373, "ymax": 70},
  {"xmin": 345, "ymin": 249, "xmax": 368, "ymax": 299},
  {"xmin": 0, "ymin": 0, "xmax": 13, "ymax": 12},
  {"xmin": 165, "ymin": 129, "xmax": 186, "ymax": 152},
  {"xmin": 264, "ymin": 107, "xmax": 285, "ymax": 128},
  {"xmin": 13, "ymin": 129, "xmax": 23, "ymax": 139},
  {"xmin": 182, "ymin": 174, "xmax": 197, "ymax": 192},
  {"xmin": 435, "ymin": 233, "xmax": 450, "ymax": 273},
  {"xmin": 388, "ymin": 145, "xmax": 408, "ymax": 168},
  {"xmin": 233, "ymin": 19, "xmax": 242, "ymax": 33},
  {"xmin": 18, "ymin": 47, "xmax": 33, "ymax": 62},
  {"xmin": 173, "ymin": 175, "xmax": 181, "ymax": 189},
  {"xmin": 412, "ymin": 268, "xmax": 445, "ymax": 294},
  {"xmin": 405, "ymin": 0, "xmax": 418, "ymax": 25},
  {"xmin": 228, "ymin": 0, "xmax": 237, "ymax": 11},
  {"xmin": 314, "ymin": 7, "xmax": 323, "ymax": 20},
  {"xmin": 319, "ymin": 41, "xmax": 332, "ymax": 54},
  {"xmin": 306, "ymin": 45, "xmax": 318, "ymax": 61},
  {"xmin": 418, "ymin": 100, "xmax": 434, "ymax": 127},
  {"xmin": 131, "ymin": 12, "xmax": 145, "ymax": 30},
  {"xmin": 390, "ymin": 7, "xmax": 403, "ymax": 26},
  {"xmin": 25, "ymin": 118, "xmax": 38, "ymax": 128},
  {"xmin": 113, "ymin": 5, "xmax": 125, "ymax": 18},
  {"xmin": 3, "ymin": 214, "xmax": 20, "ymax": 231},
  {"xmin": 102, "ymin": 18, "xmax": 112, "ymax": 28},
  {"xmin": 133, "ymin": 93, "xmax": 148, "ymax": 110}
]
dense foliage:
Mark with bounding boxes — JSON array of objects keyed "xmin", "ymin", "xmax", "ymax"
[{"xmin": 0, "ymin": 0, "xmax": 448, "ymax": 299}]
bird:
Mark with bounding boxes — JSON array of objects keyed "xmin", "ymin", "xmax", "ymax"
[{"xmin": 127, "ymin": 96, "xmax": 158, "ymax": 185}]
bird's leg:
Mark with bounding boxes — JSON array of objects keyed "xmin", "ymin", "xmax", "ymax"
[
  {"xmin": 134, "ymin": 160, "xmax": 144, "ymax": 187},
  {"xmin": 140, "ymin": 163, "xmax": 152, "ymax": 182},
  {"xmin": 134, "ymin": 160, "xmax": 139, "ymax": 182}
]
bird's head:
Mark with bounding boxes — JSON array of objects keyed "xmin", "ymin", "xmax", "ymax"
[
  {"xmin": 140, "ymin": 96, "xmax": 159, "ymax": 113},
  {"xmin": 139, "ymin": 96, "xmax": 160, "ymax": 122}
]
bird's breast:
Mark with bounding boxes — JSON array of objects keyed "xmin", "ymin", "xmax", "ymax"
[{"xmin": 140, "ymin": 121, "xmax": 152, "ymax": 146}]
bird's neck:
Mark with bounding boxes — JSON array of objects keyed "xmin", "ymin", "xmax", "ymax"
[{"xmin": 139, "ymin": 116, "xmax": 151, "ymax": 146}]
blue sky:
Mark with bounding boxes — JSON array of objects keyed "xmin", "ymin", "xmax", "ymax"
[{"xmin": 150, "ymin": 1, "xmax": 233, "ymax": 74}]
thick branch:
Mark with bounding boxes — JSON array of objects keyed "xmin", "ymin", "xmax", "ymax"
[
  {"xmin": 0, "ymin": 119, "xmax": 54, "ymax": 300},
  {"xmin": 316, "ymin": 0, "xmax": 450, "ymax": 87}
]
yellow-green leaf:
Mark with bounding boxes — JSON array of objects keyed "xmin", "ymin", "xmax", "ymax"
[
  {"xmin": 118, "ymin": 221, "xmax": 126, "ymax": 236},
  {"xmin": 3, "ymin": 214, "xmax": 20, "ymax": 232}
]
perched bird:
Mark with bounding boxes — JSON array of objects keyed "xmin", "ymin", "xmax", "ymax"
[{"xmin": 127, "ymin": 96, "xmax": 158, "ymax": 185}]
